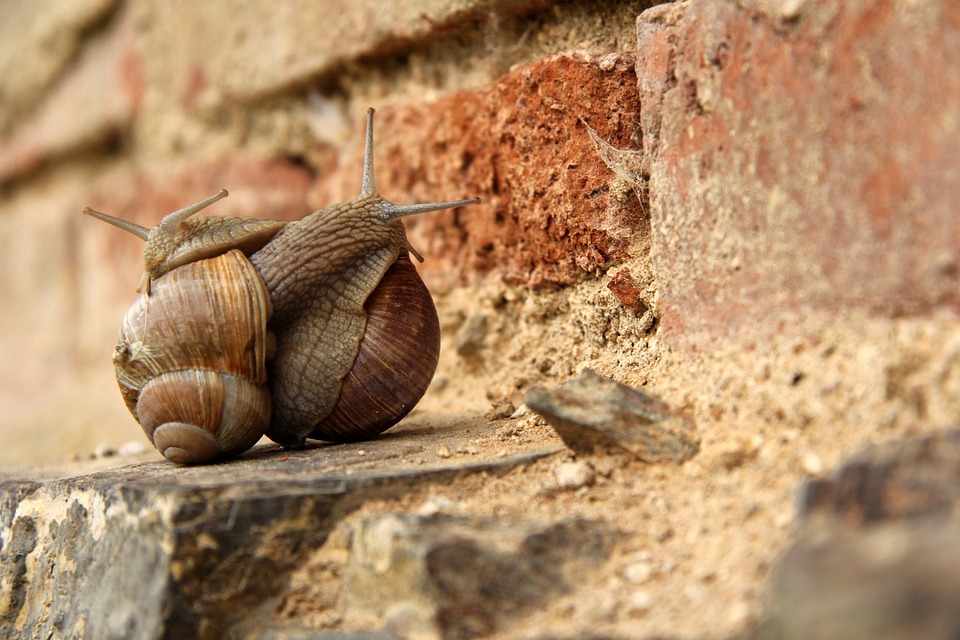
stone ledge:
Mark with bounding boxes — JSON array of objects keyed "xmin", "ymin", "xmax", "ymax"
[{"xmin": 0, "ymin": 420, "xmax": 562, "ymax": 640}]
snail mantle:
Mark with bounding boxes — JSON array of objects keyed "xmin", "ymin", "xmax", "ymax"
[{"xmin": 0, "ymin": 420, "xmax": 561, "ymax": 640}]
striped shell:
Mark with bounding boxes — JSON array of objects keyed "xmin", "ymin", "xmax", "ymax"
[{"xmin": 113, "ymin": 250, "xmax": 272, "ymax": 464}]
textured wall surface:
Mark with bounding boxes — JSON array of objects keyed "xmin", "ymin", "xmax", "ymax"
[
  {"xmin": 639, "ymin": 0, "xmax": 960, "ymax": 347},
  {"xmin": 2, "ymin": 1, "xmax": 960, "ymax": 638}
]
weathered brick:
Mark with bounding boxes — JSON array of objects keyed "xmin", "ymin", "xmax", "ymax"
[
  {"xmin": 124, "ymin": 51, "xmax": 642, "ymax": 289},
  {"xmin": 335, "ymin": 52, "xmax": 645, "ymax": 288},
  {"xmin": 0, "ymin": 0, "xmax": 119, "ymax": 135},
  {"xmin": 0, "ymin": 6, "xmax": 141, "ymax": 184},
  {"xmin": 135, "ymin": 0, "xmax": 556, "ymax": 106},
  {"xmin": 637, "ymin": 0, "xmax": 960, "ymax": 348}
]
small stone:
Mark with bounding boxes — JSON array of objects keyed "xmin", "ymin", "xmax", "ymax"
[
  {"xmin": 455, "ymin": 313, "xmax": 488, "ymax": 357},
  {"xmin": 117, "ymin": 440, "xmax": 148, "ymax": 457},
  {"xmin": 486, "ymin": 398, "xmax": 516, "ymax": 420},
  {"xmin": 525, "ymin": 369, "xmax": 699, "ymax": 464},
  {"xmin": 778, "ymin": 0, "xmax": 806, "ymax": 20},
  {"xmin": 416, "ymin": 496, "xmax": 454, "ymax": 516},
  {"xmin": 626, "ymin": 590, "xmax": 653, "ymax": 615},
  {"xmin": 623, "ymin": 561, "xmax": 654, "ymax": 585},
  {"xmin": 91, "ymin": 444, "xmax": 116, "ymax": 459},
  {"xmin": 553, "ymin": 460, "xmax": 595, "ymax": 490},
  {"xmin": 435, "ymin": 444, "xmax": 452, "ymax": 459},
  {"xmin": 800, "ymin": 451, "xmax": 823, "ymax": 476},
  {"xmin": 510, "ymin": 403, "xmax": 532, "ymax": 419}
]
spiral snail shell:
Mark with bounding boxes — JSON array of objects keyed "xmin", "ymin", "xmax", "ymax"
[{"xmin": 84, "ymin": 108, "xmax": 479, "ymax": 463}]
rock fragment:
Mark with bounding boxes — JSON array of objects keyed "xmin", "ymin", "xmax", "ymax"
[
  {"xmin": 525, "ymin": 369, "xmax": 699, "ymax": 464},
  {"xmin": 340, "ymin": 514, "xmax": 615, "ymax": 639},
  {"xmin": 800, "ymin": 430, "xmax": 960, "ymax": 525},
  {"xmin": 769, "ymin": 521, "xmax": 960, "ymax": 640},
  {"xmin": 758, "ymin": 431, "xmax": 960, "ymax": 640},
  {"xmin": 552, "ymin": 460, "xmax": 595, "ymax": 491}
]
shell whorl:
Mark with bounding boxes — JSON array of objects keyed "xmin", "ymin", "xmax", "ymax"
[{"xmin": 114, "ymin": 250, "xmax": 273, "ymax": 463}]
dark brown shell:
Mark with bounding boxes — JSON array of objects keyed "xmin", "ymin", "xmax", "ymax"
[{"xmin": 309, "ymin": 251, "xmax": 440, "ymax": 441}]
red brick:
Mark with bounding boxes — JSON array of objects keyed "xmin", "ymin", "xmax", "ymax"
[
  {"xmin": 637, "ymin": 0, "xmax": 960, "ymax": 348},
  {"xmin": 84, "ymin": 48, "xmax": 643, "ymax": 293},
  {"xmin": 309, "ymin": 52, "xmax": 644, "ymax": 289},
  {"xmin": 607, "ymin": 268, "xmax": 644, "ymax": 311}
]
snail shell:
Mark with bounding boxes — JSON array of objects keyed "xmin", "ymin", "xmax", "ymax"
[
  {"xmin": 113, "ymin": 250, "xmax": 273, "ymax": 464},
  {"xmin": 310, "ymin": 250, "xmax": 440, "ymax": 442},
  {"xmin": 85, "ymin": 108, "xmax": 478, "ymax": 463}
]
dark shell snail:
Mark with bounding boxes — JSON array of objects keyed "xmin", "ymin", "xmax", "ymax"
[{"xmin": 84, "ymin": 108, "xmax": 479, "ymax": 464}]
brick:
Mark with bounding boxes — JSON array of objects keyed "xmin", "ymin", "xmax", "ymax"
[
  {"xmin": 335, "ymin": 52, "xmax": 644, "ymax": 288},
  {"xmin": 0, "ymin": 6, "xmax": 141, "ymax": 184},
  {"xmin": 214, "ymin": 51, "xmax": 641, "ymax": 289},
  {"xmin": 135, "ymin": 0, "xmax": 556, "ymax": 106},
  {"xmin": 637, "ymin": 0, "xmax": 960, "ymax": 348},
  {"xmin": 0, "ymin": 0, "xmax": 119, "ymax": 135}
]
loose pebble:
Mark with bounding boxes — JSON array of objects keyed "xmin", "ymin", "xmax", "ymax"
[
  {"xmin": 117, "ymin": 440, "xmax": 148, "ymax": 457},
  {"xmin": 801, "ymin": 451, "xmax": 824, "ymax": 475},
  {"xmin": 626, "ymin": 590, "xmax": 653, "ymax": 615},
  {"xmin": 623, "ymin": 561, "xmax": 654, "ymax": 585},
  {"xmin": 436, "ymin": 444, "xmax": 452, "ymax": 459},
  {"xmin": 91, "ymin": 444, "xmax": 116, "ymax": 459},
  {"xmin": 486, "ymin": 398, "xmax": 516, "ymax": 420},
  {"xmin": 510, "ymin": 403, "xmax": 533, "ymax": 419},
  {"xmin": 553, "ymin": 460, "xmax": 595, "ymax": 490},
  {"xmin": 417, "ymin": 496, "xmax": 455, "ymax": 516}
]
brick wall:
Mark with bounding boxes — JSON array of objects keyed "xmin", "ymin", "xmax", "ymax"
[{"xmin": 1, "ymin": 0, "xmax": 957, "ymax": 465}]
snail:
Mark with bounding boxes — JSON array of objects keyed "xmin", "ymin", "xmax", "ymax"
[{"xmin": 84, "ymin": 108, "xmax": 479, "ymax": 464}]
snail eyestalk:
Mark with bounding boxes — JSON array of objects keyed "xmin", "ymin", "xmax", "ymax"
[
  {"xmin": 82, "ymin": 207, "xmax": 150, "ymax": 240},
  {"xmin": 378, "ymin": 197, "xmax": 481, "ymax": 221},
  {"xmin": 360, "ymin": 107, "xmax": 377, "ymax": 198},
  {"xmin": 156, "ymin": 189, "xmax": 229, "ymax": 232}
]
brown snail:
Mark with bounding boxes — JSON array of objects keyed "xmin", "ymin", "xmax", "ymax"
[{"xmin": 84, "ymin": 108, "xmax": 479, "ymax": 464}]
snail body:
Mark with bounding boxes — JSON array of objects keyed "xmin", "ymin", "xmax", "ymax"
[{"xmin": 85, "ymin": 108, "xmax": 478, "ymax": 463}]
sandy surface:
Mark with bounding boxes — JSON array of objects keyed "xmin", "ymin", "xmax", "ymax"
[{"xmin": 9, "ymin": 272, "xmax": 958, "ymax": 638}]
